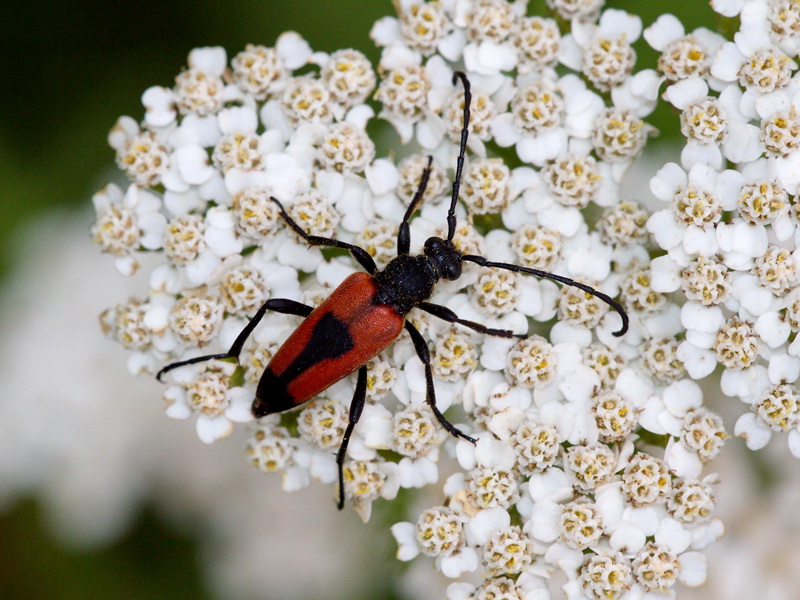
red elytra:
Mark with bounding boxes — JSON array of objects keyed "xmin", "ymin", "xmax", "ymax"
[{"xmin": 251, "ymin": 272, "xmax": 404, "ymax": 416}]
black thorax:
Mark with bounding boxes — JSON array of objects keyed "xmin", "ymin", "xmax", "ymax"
[
  {"xmin": 374, "ymin": 254, "xmax": 438, "ymax": 315},
  {"xmin": 373, "ymin": 237, "xmax": 463, "ymax": 316}
]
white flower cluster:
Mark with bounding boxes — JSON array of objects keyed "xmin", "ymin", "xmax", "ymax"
[
  {"xmin": 88, "ymin": 0, "xmax": 800, "ymax": 597},
  {"xmin": 643, "ymin": 0, "xmax": 800, "ymax": 460}
]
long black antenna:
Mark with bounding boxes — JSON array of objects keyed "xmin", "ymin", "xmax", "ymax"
[
  {"xmin": 461, "ymin": 254, "xmax": 629, "ymax": 337},
  {"xmin": 444, "ymin": 71, "xmax": 628, "ymax": 337},
  {"xmin": 447, "ymin": 71, "xmax": 471, "ymax": 243},
  {"xmin": 397, "ymin": 156, "xmax": 433, "ymax": 255}
]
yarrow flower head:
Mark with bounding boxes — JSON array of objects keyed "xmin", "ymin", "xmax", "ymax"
[{"xmin": 89, "ymin": 1, "xmax": 795, "ymax": 597}]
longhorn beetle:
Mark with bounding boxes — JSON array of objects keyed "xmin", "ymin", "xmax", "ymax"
[{"xmin": 158, "ymin": 71, "xmax": 629, "ymax": 509}]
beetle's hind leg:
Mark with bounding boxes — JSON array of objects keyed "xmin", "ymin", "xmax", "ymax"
[
  {"xmin": 336, "ymin": 365, "xmax": 368, "ymax": 510},
  {"xmin": 404, "ymin": 321, "xmax": 477, "ymax": 444},
  {"xmin": 156, "ymin": 298, "xmax": 313, "ymax": 381},
  {"xmin": 270, "ymin": 196, "xmax": 378, "ymax": 275}
]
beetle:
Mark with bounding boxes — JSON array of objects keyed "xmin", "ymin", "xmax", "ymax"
[{"xmin": 157, "ymin": 71, "xmax": 629, "ymax": 509}]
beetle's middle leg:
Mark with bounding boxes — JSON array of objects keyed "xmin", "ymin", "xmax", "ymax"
[
  {"xmin": 404, "ymin": 321, "xmax": 477, "ymax": 444},
  {"xmin": 418, "ymin": 301, "xmax": 527, "ymax": 339},
  {"xmin": 156, "ymin": 298, "xmax": 313, "ymax": 381}
]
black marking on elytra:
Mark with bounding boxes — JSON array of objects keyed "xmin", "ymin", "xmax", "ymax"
[
  {"xmin": 253, "ymin": 369, "xmax": 294, "ymax": 416},
  {"xmin": 253, "ymin": 312, "xmax": 355, "ymax": 416},
  {"xmin": 283, "ymin": 311, "xmax": 355, "ymax": 382}
]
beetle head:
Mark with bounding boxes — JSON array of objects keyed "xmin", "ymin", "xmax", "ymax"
[{"xmin": 423, "ymin": 236, "xmax": 462, "ymax": 281}]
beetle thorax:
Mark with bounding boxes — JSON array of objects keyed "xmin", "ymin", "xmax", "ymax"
[
  {"xmin": 373, "ymin": 238, "xmax": 463, "ymax": 316},
  {"xmin": 372, "ymin": 238, "xmax": 462, "ymax": 315},
  {"xmin": 374, "ymin": 255, "xmax": 436, "ymax": 315}
]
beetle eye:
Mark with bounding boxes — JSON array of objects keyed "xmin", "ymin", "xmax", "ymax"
[
  {"xmin": 424, "ymin": 237, "xmax": 441, "ymax": 252},
  {"xmin": 446, "ymin": 261, "xmax": 462, "ymax": 280}
]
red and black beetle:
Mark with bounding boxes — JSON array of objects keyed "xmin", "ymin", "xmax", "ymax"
[{"xmin": 158, "ymin": 72, "xmax": 629, "ymax": 509}]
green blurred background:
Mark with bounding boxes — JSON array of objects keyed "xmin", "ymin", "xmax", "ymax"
[{"xmin": 0, "ymin": 1, "xmax": 721, "ymax": 599}]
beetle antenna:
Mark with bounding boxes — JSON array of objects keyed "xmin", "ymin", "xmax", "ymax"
[
  {"xmin": 461, "ymin": 254, "xmax": 629, "ymax": 336},
  {"xmin": 447, "ymin": 71, "xmax": 470, "ymax": 243},
  {"xmin": 397, "ymin": 155, "xmax": 433, "ymax": 255},
  {"xmin": 404, "ymin": 156, "xmax": 433, "ymax": 222}
]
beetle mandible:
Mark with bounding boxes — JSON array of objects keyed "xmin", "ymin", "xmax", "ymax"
[{"xmin": 158, "ymin": 71, "xmax": 629, "ymax": 509}]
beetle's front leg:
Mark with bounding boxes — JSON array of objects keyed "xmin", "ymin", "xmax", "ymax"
[{"xmin": 270, "ymin": 196, "xmax": 378, "ymax": 274}]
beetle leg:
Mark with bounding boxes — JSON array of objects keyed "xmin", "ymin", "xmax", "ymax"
[
  {"xmin": 404, "ymin": 321, "xmax": 477, "ymax": 444},
  {"xmin": 270, "ymin": 196, "xmax": 378, "ymax": 275},
  {"xmin": 397, "ymin": 155, "xmax": 433, "ymax": 255},
  {"xmin": 418, "ymin": 301, "xmax": 527, "ymax": 339},
  {"xmin": 156, "ymin": 298, "xmax": 313, "ymax": 381},
  {"xmin": 336, "ymin": 365, "xmax": 368, "ymax": 510}
]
